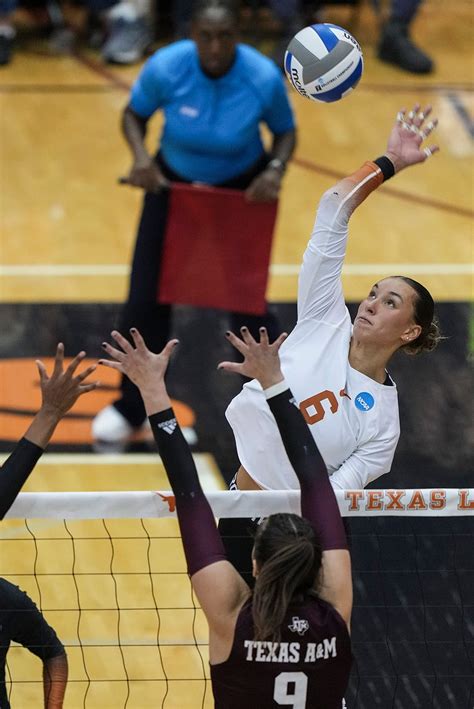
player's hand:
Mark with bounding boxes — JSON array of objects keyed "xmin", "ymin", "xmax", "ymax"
[
  {"xmin": 36, "ymin": 344, "xmax": 99, "ymax": 420},
  {"xmin": 99, "ymin": 329, "xmax": 178, "ymax": 392},
  {"xmin": 119, "ymin": 158, "xmax": 170, "ymax": 193},
  {"xmin": 385, "ymin": 104, "xmax": 439, "ymax": 172},
  {"xmin": 245, "ymin": 168, "xmax": 282, "ymax": 202},
  {"xmin": 218, "ymin": 327, "xmax": 287, "ymax": 390}
]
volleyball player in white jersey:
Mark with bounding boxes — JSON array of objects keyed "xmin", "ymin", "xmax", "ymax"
[{"xmin": 223, "ymin": 105, "xmax": 440, "ymax": 496}]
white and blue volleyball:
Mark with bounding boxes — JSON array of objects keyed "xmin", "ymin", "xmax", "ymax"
[{"xmin": 284, "ymin": 24, "xmax": 363, "ymax": 103}]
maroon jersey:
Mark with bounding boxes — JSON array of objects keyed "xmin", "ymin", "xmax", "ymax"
[{"xmin": 211, "ymin": 595, "xmax": 351, "ymax": 709}]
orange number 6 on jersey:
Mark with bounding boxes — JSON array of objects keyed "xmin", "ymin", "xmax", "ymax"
[{"xmin": 299, "ymin": 390, "xmax": 339, "ymax": 424}]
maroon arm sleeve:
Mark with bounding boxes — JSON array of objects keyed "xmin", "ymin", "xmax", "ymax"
[
  {"xmin": 149, "ymin": 409, "xmax": 226, "ymax": 576},
  {"xmin": 266, "ymin": 388, "xmax": 347, "ymax": 551}
]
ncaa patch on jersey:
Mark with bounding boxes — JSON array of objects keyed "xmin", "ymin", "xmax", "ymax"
[{"xmin": 355, "ymin": 392, "xmax": 374, "ymax": 411}]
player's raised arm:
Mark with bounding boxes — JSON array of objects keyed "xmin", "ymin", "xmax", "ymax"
[
  {"xmin": 0, "ymin": 345, "xmax": 99, "ymax": 520},
  {"xmin": 220, "ymin": 327, "xmax": 352, "ymax": 627},
  {"xmin": 99, "ymin": 330, "xmax": 250, "ymax": 642},
  {"xmin": 298, "ymin": 104, "xmax": 438, "ymax": 323}
]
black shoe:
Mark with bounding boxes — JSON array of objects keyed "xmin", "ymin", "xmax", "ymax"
[
  {"xmin": 378, "ymin": 21, "xmax": 433, "ymax": 74},
  {"xmin": 0, "ymin": 27, "xmax": 15, "ymax": 66}
]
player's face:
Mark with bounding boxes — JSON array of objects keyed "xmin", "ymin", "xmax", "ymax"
[
  {"xmin": 191, "ymin": 9, "xmax": 238, "ymax": 78},
  {"xmin": 353, "ymin": 278, "xmax": 422, "ymax": 349}
]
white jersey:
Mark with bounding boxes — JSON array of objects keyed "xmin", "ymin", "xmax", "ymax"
[{"xmin": 226, "ymin": 164, "xmax": 400, "ymax": 491}]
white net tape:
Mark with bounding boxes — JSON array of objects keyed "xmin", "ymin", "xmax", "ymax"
[
  {"xmin": 1, "ymin": 489, "xmax": 472, "ymax": 707},
  {"xmin": 5, "ymin": 488, "xmax": 474, "ymax": 519}
]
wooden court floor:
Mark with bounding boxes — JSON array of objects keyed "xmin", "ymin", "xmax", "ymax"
[
  {"xmin": 0, "ymin": 0, "xmax": 473, "ymax": 706},
  {"xmin": 0, "ymin": 0, "xmax": 472, "ymax": 305}
]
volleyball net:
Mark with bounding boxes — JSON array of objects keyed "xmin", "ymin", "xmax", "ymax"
[{"xmin": 2, "ymin": 489, "xmax": 473, "ymax": 708}]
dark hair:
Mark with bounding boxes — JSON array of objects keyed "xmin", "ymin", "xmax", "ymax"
[
  {"xmin": 192, "ymin": 0, "xmax": 240, "ymax": 23},
  {"xmin": 252, "ymin": 513, "xmax": 322, "ymax": 642},
  {"xmin": 393, "ymin": 276, "xmax": 442, "ymax": 355}
]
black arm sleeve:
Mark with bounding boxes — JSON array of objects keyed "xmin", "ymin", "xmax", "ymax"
[
  {"xmin": 0, "ymin": 579, "xmax": 65, "ymax": 661},
  {"xmin": 149, "ymin": 409, "xmax": 226, "ymax": 576},
  {"xmin": 266, "ymin": 389, "xmax": 347, "ymax": 551},
  {"xmin": 0, "ymin": 438, "xmax": 44, "ymax": 520}
]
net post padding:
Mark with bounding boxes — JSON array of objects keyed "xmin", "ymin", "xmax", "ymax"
[{"xmin": 5, "ymin": 489, "xmax": 474, "ymax": 519}]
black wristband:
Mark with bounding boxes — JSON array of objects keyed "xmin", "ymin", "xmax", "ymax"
[{"xmin": 373, "ymin": 155, "xmax": 395, "ymax": 181}]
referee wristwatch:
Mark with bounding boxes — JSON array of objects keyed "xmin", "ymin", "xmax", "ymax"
[{"xmin": 266, "ymin": 158, "xmax": 287, "ymax": 174}]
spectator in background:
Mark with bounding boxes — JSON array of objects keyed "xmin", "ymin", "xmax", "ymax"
[
  {"xmin": 99, "ymin": 0, "xmax": 153, "ymax": 64},
  {"xmin": 0, "ymin": 578, "xmax": 68, "ymax": 708},
  {"xmin": 92, "ymin": 0, "xmax": 296, "ymax": 448},
  {"xmin": 377, "ymin": 0, "xmax": 433, "ymax": 74},
  {"xmin": 0, "ymin": 0, "xmax": 16, "ymax": 64},
  {"xmin": 269, "ymin": 0, "xmax": 433, "ymax": 74},
  {"xmin": 0, "ymin": 0, "xmax": 153, "ymax": 65},
  {"xmin": 168, "ymin": 0, "xmax": 193, "ymax": 38}
]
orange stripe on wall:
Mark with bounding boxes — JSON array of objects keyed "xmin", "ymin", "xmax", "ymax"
[{"xmin": 0, "ymin": 359, "xmax": 195, "ymax": 444}]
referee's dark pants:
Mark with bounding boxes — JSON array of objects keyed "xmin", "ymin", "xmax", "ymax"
[{"xmin": 114, "ymin": 153, "xmax": 280, "ymax": 427}]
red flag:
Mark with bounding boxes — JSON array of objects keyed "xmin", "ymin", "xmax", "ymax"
[{"xmin": 158, "ymin": 183, "xmax": 278, "ymax": 315}]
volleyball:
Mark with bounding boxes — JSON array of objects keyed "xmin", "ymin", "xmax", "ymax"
[{"xmin": 284, "ymin": 23, "xmax": 363, "ymax": 103}]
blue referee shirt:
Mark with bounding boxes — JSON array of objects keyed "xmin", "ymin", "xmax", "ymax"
[{"xmin": 130, "ymin": 40, "xmax": 295, "ymax": 184}]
